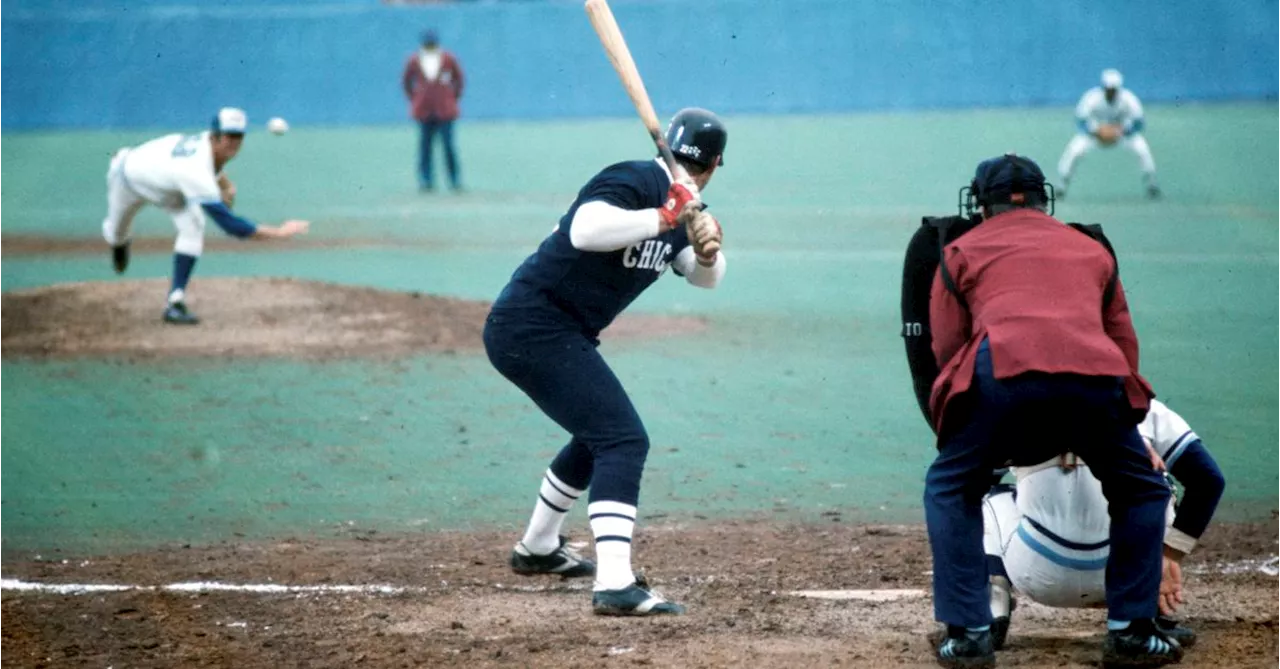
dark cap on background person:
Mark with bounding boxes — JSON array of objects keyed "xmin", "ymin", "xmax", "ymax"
[{"xmin": 970, "ymin": 153, "xmax": 1049, "ymax": 210}]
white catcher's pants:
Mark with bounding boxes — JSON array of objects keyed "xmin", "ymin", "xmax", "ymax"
[
  {"xmin": 101, "ymin": 148, "xmax": 207, "ymax": 257},
  {"xmin": 982, "ymin": 488, "xmax": 1108, "ymax": 609},
  {"xmin": 1057, "ymin": 132, "xmax": 1156, "ymax": 183}
]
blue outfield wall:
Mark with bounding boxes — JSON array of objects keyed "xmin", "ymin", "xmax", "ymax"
[{"xmin": 2, "ymin": 0, "xmax": 1277, "ymax": 130}]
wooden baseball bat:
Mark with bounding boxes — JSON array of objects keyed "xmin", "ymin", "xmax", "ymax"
[{"xmin": 584, "ymin": 0, "xmax": 685, "ymax": 180}]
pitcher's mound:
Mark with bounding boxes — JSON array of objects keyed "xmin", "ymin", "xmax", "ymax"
[{"xmin": 1, "ymin": 278, "xmax": 708, "ymax": 360}]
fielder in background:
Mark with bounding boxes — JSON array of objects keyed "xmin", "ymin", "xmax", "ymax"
[
  {"xmin": 401, "ymin": 29, "xmax": 465, "ymax": 193},
  {"xmin": 101, "ymin": 108, "xmax": 311, "ymax": 324},
  {"xmin": 982, "ymin": 398, "xmax": 1226, "ymax": 652},
  {"xmin": 923, "ymin": 154, "xmax": 1179, "ymax": 669},
  {"xmin": 1057, "ymin": 68, "xmax": 1160, "ymax": 199},
  {"xmin": 483, "ymin": 108, "xmax": 727, "ymax": 616}
]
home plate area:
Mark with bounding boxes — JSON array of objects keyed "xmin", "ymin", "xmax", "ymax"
[{"xmin": 2, "ymin": 521, "xmax": 1275, "ymax": 668}]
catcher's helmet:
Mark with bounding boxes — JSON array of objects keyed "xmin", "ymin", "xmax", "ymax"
[
  {"xmin": 664, "ymin": 107, "xmax": 726, "ymax": 168},
  {"xmin": 960, "ymin": 153, "xmax": 1054, "ymax": 217}
]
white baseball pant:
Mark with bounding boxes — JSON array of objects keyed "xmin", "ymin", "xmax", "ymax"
[
  {"xmin": 983, "ymin": 488, "xmax": 1108, "ymax": 609},
  {"xmin": 101, "ymin": 149, "xmax": 207, "ymax": 257},
  {"xmin": 1057, "ymin": 133, "xmax": 1156, "ymax": 184}
]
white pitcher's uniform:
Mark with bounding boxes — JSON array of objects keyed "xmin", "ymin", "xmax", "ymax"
[
  {"xmin": 983, "ymin": 400, "xmax": 1191, "ymax": 607},
  {"xmin": 101, "ymin": 130, "xmax": 225, "ymax": 257},
  {"xmin": 1057, "ymin": 70, "xmax": 1157, "ymax": 188}
]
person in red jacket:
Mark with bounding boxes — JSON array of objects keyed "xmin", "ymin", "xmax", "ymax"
[
  {"xmin": 924, "ymin": 154, "xmax": 1179, "ymax": 669},
  {"xmin": 402, "ymin": 29, "xmax": 465, "ymax": 192}
]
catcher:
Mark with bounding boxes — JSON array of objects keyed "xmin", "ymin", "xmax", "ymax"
[
  {"xmin": 483, "ymin": 108, "xmax": 726, "ymax": 616},
  {"xmin": 1056, "ymin": 69, "xmax": 1160, "ymax": 199},
  {"xmin": 982, "ymin": 398, "xmax": 1226, "ymax": 653}
]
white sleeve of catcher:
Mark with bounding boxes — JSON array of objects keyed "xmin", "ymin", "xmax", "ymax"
[{"xmin": 1138, "ymin": 399, "xmax": 1198, "ymax": 467}]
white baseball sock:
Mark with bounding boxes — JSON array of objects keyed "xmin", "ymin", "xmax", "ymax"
[
  {"xmin": 589, "ymin": 501, "xmax": 637, "ymax": 591},
  {"xmin": 990, "ymin": 576, "xmax": 1012, "ymax": 618},
  {"xmin": 519, "ymin": 470, "xmax": 583, "ymax": 555}
]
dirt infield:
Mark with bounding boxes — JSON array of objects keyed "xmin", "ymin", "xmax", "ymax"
[
  {"xmin": 0, "ymin": 235, "xmax": 389, "ymax": 257},
  {"xmin": 0, "ymin": 278, "xmax": 708, "ymax": 359},
  {"xmin": 2, "ymin": 521, "xmax": 1276, "ymax": 668}
]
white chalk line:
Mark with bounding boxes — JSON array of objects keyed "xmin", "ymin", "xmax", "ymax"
[
  {"xmin": 1187, "ymin": 556, "xmax": 1279, "ymax": 577},
  {"xmin": 787, "ymin": 589, "xmax": 927, "ymax": 602},
  {"xmin": 0, "ymin": 578, "xmax": 598, "ymax": 597},
  {"xmin": 5, "ymin": 556, "xmax": 1274, "ymax": 598},
  {"xmin": 0, "ymin": 578, "xmax": 421, "ymax": 596}
]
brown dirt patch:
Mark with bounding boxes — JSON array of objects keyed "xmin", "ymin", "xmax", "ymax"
[
  {"xmin": 2, "ymin": 521, "xmax": 1275, "ymax": 668},
  {"xmin": 0, "ymin": 234, "xmax": 387, "ymax": 257},
  {"xmin": 0, "ymin": 278, "xmax": 708, "ymax": 360}
]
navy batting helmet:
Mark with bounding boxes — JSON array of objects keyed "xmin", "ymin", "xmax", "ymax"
[
  {"xmin": 665, "ymin": 108, "xmax": 726, "ymax": 168},
  {"xmin": 960, "ymin": 153, "xmax": 1054, "ymax": 217}
]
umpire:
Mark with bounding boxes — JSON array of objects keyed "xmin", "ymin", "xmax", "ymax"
[{"xmin": 921, "ymin": 154, "xmax": 1180, "ymax": 669}]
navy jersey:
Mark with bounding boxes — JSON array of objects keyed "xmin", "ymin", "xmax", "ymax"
[{"xmin": 492, "ymin": 159, "xmax": 691, "ymax": 336}]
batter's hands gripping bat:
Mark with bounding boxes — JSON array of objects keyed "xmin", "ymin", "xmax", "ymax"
[{"xmin": 584, "ymin": 0, "xmax": 689, "ymax": 183}]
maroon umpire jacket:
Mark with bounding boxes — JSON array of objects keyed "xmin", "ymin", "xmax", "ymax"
[
  {"xmin": 401, "ymin": 50, "xmax": 465, "ymax": 123},
  {"xmin": 928, "ymin": 208, "xmax": 1154, "ymax": 434}
]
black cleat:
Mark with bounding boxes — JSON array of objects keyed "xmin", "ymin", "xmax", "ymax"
[
  {"xmin": 1155, "ymin": 616, "xmax": 1196, "ymax": 649},
  {"xmin": 592, "ymin": 576, "xmax": 685, "ymax": 617},
  {"xmin": 162, "ymin": 302, "xmax": 200, "ymax": 325},
  {"xmin": 1146, "ymin": 184, "xmax": 1162, "ymax": 199},
  {"xmin": 990, "ymin": 576, "xmax": 1016, "ymax": 651},
  {"xmin": 111, "ymin": 242, "xmax": 130, "ymax": 274},
  {"xmin": 1101, "ymin": 619, "xmax": 1183, "ymax": 668},
  {"xmin": 936, "ymin": 626, "xmax": 996, "ymax": 669},
  {"xmin": 509, "ymin": 536, "xmax": 595, "ymax": 579},
  {"xmin": 990, "ymin": 616, "xmax": 1011, "ymax": 653}
]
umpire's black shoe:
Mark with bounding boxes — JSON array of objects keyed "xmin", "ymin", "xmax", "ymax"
[
  {"xmin": 592, "ymin": 577, "xmax": 685, "ymax": 617},
  {"xmin": 162, "ymin": 302, "xmax": 200, "ymax": 325},
  {"xmin": 111, "ymin": 242, "xmax": 130, "ymax": 274},
  {"xmin": 1101, "ymin": 619, "xmax": 1183, "ymax": 668},
  {"xmin": 936, "ymin": 626, "xmax": 996, "ymax": 669},
  {"xmin": 1155, "ymin": 615, "xmax": 1196, "ymax": 649},
  {"xmin": 509, "ymin": 536, "xmax": 595, "ymax": 579}
]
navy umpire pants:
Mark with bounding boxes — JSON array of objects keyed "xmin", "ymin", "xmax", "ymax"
[
  {"xmin": 418, "ymin": 120, "xmax": 459, "ymax": 190},
  {"xmin": 926, "ymin": 339, "xmax": 1171, "ymax": 627},
  {"xmin": 483, "ymin": 310, "xmax": 650, "ymax": 506}
]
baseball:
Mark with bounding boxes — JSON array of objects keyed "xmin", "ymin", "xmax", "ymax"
[{"xmin": 267, "ymin": 117, "xmax": 289, "ymax": 135}]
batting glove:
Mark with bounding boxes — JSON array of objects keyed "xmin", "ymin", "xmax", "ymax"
[{"xmin": 659, "ymin": 181, "xmax": 700, "ymax": 231}]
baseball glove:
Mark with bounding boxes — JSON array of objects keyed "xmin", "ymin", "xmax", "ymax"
[
  {"xmin": 218, "ymin": 172, "xmax": 237, "ymax": 209},
  {"xmin": 1096, "ymin": 124, "xmax": 1122, "ymax": 146},
  {"xmin": 686, "ymin": 210, "xmax": 722, "ymax": 265}
]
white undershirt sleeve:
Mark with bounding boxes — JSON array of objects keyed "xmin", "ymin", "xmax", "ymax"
[
  {"xmin": 568, "ymin": 200, "xmax": 661, "ymax": 252},
  {"xmin": 671, "ymin": 246, "xmax": 726, "ymax": 289}
]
